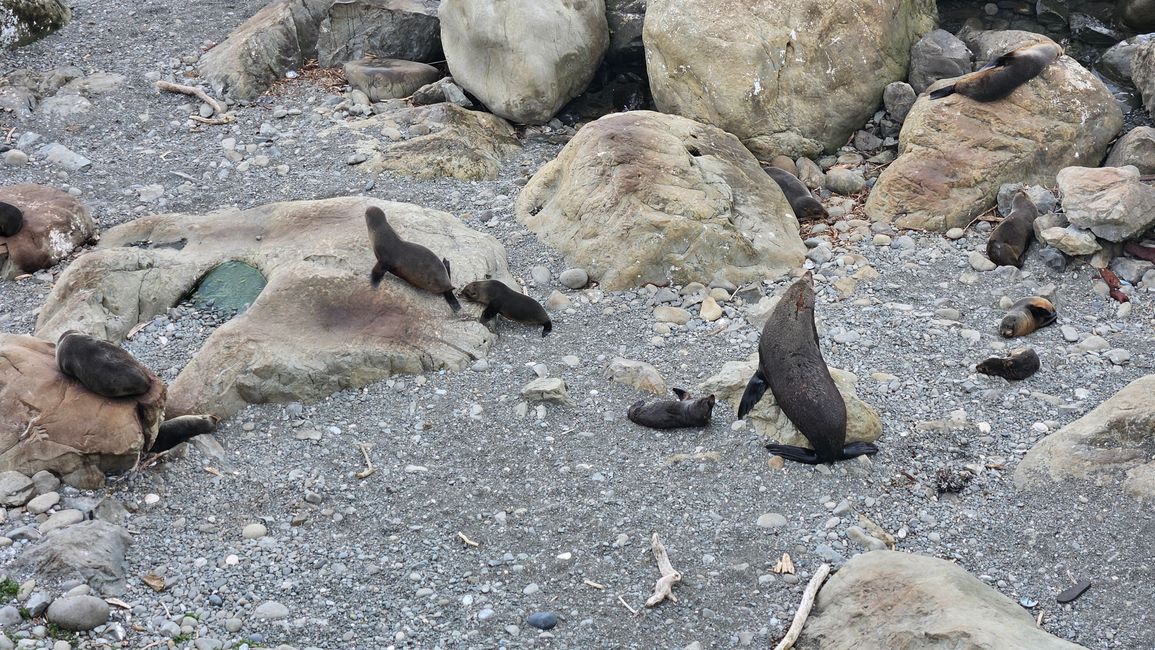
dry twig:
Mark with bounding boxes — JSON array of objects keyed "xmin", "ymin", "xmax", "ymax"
[
  {"xmin": 583, "ymin": 579, "xmax": 604, "ymax": 589},
  {"xmin": 773, "ymin": 563, "xmax": 832, "ymax": 650},
  {"xmin": 456, "ymin": 531, "xmax": 479, "ymax": 547},
  {"xmin": 154, "ymin": 80, "xmax": 228, "ymax": 115},
  {"xmin": 189, "ymin": 114, "xmax": 236, "ymax": 125},
  {"xmin": 645, "ymin": 532, "xmax": 681, "ymax": 607},
  {"xmin": 618, "ymin": 594, "xmax": 639, "ymax": 616},
  {"xmin": 355, "ymin": 442, "xmax": 375, "ymax": 479}
]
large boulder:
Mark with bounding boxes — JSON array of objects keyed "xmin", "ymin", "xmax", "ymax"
[
  {"xmin": 0, "ymin": 0, "xmax": 70, "ymax": 48},
  {"xmin": 1118, "ymin": 0, "xmax": 1155, "ymax": 32},
  {"xmin": 1056, "ymin": 165, "xmax": 1155, "ymax": 242},
  {"xmin": 0, "ymin": 334, "xmax": 165, "ymax": 488},
  {"xmin": 1103, "ymin": 126, "xmax": 1155, "ymax": 173},
  {"xmin": 643, "ymin": 0, "xmax": 936, "ymax": 159},
  {"xmin": 1015, "ymin": 374, "xmax": 1155, "ymax": 502},
  {"xmin": 907, "ymin": 28, "xmax": 972, "ymax": 94},
  {"xmin": 1096, "ymin": 33, "xmax": 1154, "ymax": 85},
  {"xmin": 12, "ymin": 521, "xmax": 132, "ymax": 595},
  {"xmin": 1133, "ymin": 40, "xmax": 1155, "ymax": 117},
  {"xmin": 606, "ymin": 0, "xmax": 646, "ymax": 61},
  {"xmin": 0, "ymin": 184, "xmax": 94, "ymax": 279},
  {"xmin": 514, "ymin": 111, "xmax": 806, "ymax": 289},
  {"xmin": 796, "ymin": 551, "xmax": 1085, "ymax": 649},
  {"xmin": 316, "ymin": 0, "xmax": 442, "ymax": 67},
  {"xmin": 865, "ymin": 33, "xmax": 1122, "ymax": 231},
  {"xmin": 439, "ymin": 0, "xmax": 608, "ymax": 124},
  {"xmin": 34, "ymin": 198, "xmax": 513, "ymax": 419}
]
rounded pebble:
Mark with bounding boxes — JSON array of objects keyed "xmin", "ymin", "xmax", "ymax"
[{"xmin": 527, "ymin": 611, "xmax": 558, "ymax": 630}]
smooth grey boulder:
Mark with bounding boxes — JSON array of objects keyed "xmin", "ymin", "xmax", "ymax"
[
  {"xmin": 0, "ymin": 0, "xmax": 70, "ymax": 48},
  {"xmin": 1056, "ymin": 165, "xmax": 1155, "ymax": 242},
  {"xmin": 1118, "ymin": 0, "xmax": 1155, "ymax": 32},
  {"xmin": 1097, "ymin": 33, "xmax": 1154, "ymax": 85},
  {"xmin": 908, "ymin": 28, "xmax": 972, "ymax": 94},
  {"xmin": 342, "ymin": 56, "xmax": 441, "ymax": 101},
  {"xmin": 1104, "ymin": 127, "xmax": 1155, "ymax": 174},
  {"xmin": 45, "ymin": 595, "xmax": 109, "ymax": 631},
  {"xmin": 316, "ymin": 0, "xmax": 441, "ymax": 67},
  {"xmin": 13, "ymin": 521, "xmax": 132, "ymax": 594}
]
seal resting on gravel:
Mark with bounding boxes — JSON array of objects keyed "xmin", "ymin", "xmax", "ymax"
[
  {"xmin": 999, "ymin": 297, "xmax": 1057, "ymax": 338},
  {"xmin": 55, "ymin": 330, "xmax": 153, "ymax": 398},
  {"xmin": 929, "ymin": 41, "xmax": 1063, "ymax": 102},
  {"xmin": 987, "ymin": 191, "xmax": 1038, "ymax": 268},
  {"xmin": 763, "ymin": 166, "xmax": 828, "ymax": 221},
  {"xmin": 0, "ymin": 201, "xmax": 24, "ymax": 237},
  {"xmin": 976, "ymin": 347, "xmax": 1040, "ymax": 380},
  {"xmin": 152, "ymin": 414, "xmax": 221, "ymax": 452},
  {"xmin": 737, "ymin": 273, "xmax": 879, "ymax": 464},
  {"xmin": 365, "ymin": 206, "xmax": 460, "ymax": 312},
  {"xmin": 627, "ymin": 388, "xmax": 715, "ymax": 429},
  {"xmin": 460, "ymin": 279, "xmax": 552, "ymax": 336}
]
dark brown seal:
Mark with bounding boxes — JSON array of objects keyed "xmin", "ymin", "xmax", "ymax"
[
  {"xmin": 736, "ymin": 274, "xmax": 879, "ymax": 464},
  {"xmin": 627, "ymin": 388, "xmax": 715, "ymax": 429},
  {"xmin": 0, "ymin": 201, "xmax": 23, "ymax": 237},
  {"xmin": 56, "ymin": 330, "xmax": 153, "ymax": 398},
  {"xmin": 987, "ymin": 191, "xmax": 1038, "ymax": 268},
  {"xmin": 763, "ymin": 166, "xmax": 828, "ymax": 221},
  {"xmin": 152, "ymin": 414, "xmax": 220, "ymax": 452},
  {"xmin": 365, "ymin": 206, "xmax": 460, "ymax": 312},
  {"xmin": 976, "ymin": 347, "xmax": 1040, "ymax": 380},
  {"xmin": 930, "ymin": 42, "xmax": 1062, "ymax": 101},
  {"xmin": 1000, "ymin": 297, "xmax": 1057, "ymax": 338},
  {"xmin": 460, "ymin": 279, "xmax": 552, "ymax": 336}
]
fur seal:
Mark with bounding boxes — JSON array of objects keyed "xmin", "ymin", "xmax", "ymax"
[
  {"xmin": 460, "ymin": 279, "xmax": 552, "ymax": 336},
  {"xmin": 1000, "ymin": 297, "xmax": 1057, "ymax": 338},
  {"xmin": 929, "ymin": 42, "xmax": 1063, "ymax": 101},
  {"xmin": 763, "ymin": 166, "xmax": 828, "ymax": 221},
  {"xmin": 627, "ymin": 388, "xmax": 715, "ymax": 429},
  {"xmin": 0, "ymin": 201, "xmax": 23, "ymax": 237},
  {"xmin": 987, "ymin": 191, "xmax": 1038, "ymax": 268},
  {"xmin": 365, "ymin": 206, "xmax": 461, "ymax": 312},
  {"xmin": 737, "ymin": 274, "xmax": 879, "ymax": 464},
  {"xmin": 152, "ymin": 414, "xmax": 220, "ymax": 452},
  {"xmin": 56, "ymin": 330, "xmax": 153, "ymax": 398},
  {"xmin": 976, "ymin": 347, "xmax": 1040, "ymax": 380}
]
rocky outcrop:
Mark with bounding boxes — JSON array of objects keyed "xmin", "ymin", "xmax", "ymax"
[
  {"xmin": 35, "ymin": 198, "xmax": 513, "ymax": 419},
  {"xmin": 337, "ymin": 102, "xmax": 520, "ymax": 180},
  {"xmin": 515, "ymin": 111, "xmax": 805, "ymax": 289},
  {"xmin": 439, "ymin": 0, "xmax": 608, "ymax": 124},
  {"xmin": 0, "ymin": 334, "xmax": 165, "ymax": 488},
  {"xmin": 643, "ymin": 0, "xmax": 936, "ymax": 159},
  {"xmin": 316, "ymin": 0, "xmax": 442, "ymax": 67},
  {"xmin": 1056, "ymin": 165, "xmax": 1155, "ymax": 242},
  {"xmin": 796, "ymin": 551, "xmax": 1085, "ymax": 650},
  {"xmin": 0, "ymin": 0, "xmax": 70, "ymax": 48},
  {"xmin": 1104, "ymin": 127, "xmax": 1155, "ymax": 173},
  {"xmin": 1133, "ymin": 41, "xmax": 1155, "ymax": 117},
  {"xmin": 0, "ymin": 184, "xmax": 94, "ymax": 279},
  {"xmin": 865, "ymin": 33, "xmax": 1122, "ymax": 231},
  {"xmin": 605, "ymin": 0, "xmax": 646, "ymax": 61},
  {"xmin": 1015, "ymin": 374, "xmax": 1155, "ymax": 502}
]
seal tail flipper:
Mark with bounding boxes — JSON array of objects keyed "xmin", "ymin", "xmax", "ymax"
[
  {"xmin": 671, "ymin": 388, "xmax": 691, "ymax": 400},
  {"xmin": 839, "ymin": 442, "xmax": 880, "ymax": 460},
  {"xmin": 928, "ymin": 84, "xmax": 956, "ymax": 100},
  {"xmin": 369, "ymin": 263, "xmax": 386, "ymax": 288},
  {"xmin": 765, "ymin": 444, "xmax": 822, "ymax": 465},
  {"xmin": 736, "ymin": 368, "xmax": 769, "ymax": 419},
  {"xmin": 442, "ymin": 257, "xmax": 452, "ymax": 279},
  {"xmin": 443, "ymin": 291, "xmax": 462, "ymax": 312},
  {"xmin": 1026, "ymin": 302, "xmax": 1057, "ymax": 328},
  {"xmin": 541, "ymin": 320, "xmax": 552, "ymax": 337}
]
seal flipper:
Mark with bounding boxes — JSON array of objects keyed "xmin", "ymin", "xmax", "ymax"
[
  {"xmin": 737, "ymin": 368, "xmax": 769, "ymax": 419},
  {"xmin": 443, "ymin": 291, "xmax": 462, "ymax": 312},
  {"xmin": 1025, "ymin": 302, "xmax": 1057, "ymax": 328},
  {"xmin": 370, "ymin": 262, "xmax": 387, "ymax": 288},
  {"xmin": 929, "ymin": 84, "xmax": 956, "ymax": 100},
  {"xmin": 480, "ymin": 302, "xmax": 500, "ymax": 323},
  {"xmin": 541, "ymin": 320, "xmax": 552, "ymax": 337},
  {"xmin": 672, "ymin": 388, "xmax": 690, "ymax": 400},
  {"xmin": 442, "ymin": 257, "xmax": 452, "ymax": 279},
  {"xmin": 765, "ymin": 444, "xmax": 822, "ymax": 465},
  {"xmin": 839, "ymin": 442, "xmax": 880, "ymax": 460}
]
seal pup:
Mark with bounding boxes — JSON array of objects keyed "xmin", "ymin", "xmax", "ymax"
[
  {"xmin": 365, "ymin": 206, "xmax": 460, "ymax": 312},
  {"xmin": 987, "ymin": 191, "xmax": 1038, "ymax": 268},
  {"xmin": 976, "ymin": 347, "xmax": 1040, "ymax": 380},
  {"xmin": 152, "ymin": 414, "xmax": 220, "ymax": 452},
  {"xmin": 0, "ymin": 201, "xmax": 23, "ymax": 237},
  {"xmin": 627, "ymin": 388, "xmax": 715, "ymax": 429},
  {"xmin": 460, "ymin": 279, "xmax": 551, "ymax": 336},
  {"xmin": 1000, "ymin": 297, "xmax": 1057, "ymax": 338},
  {"xmin": 56, "ymin": 330, "xmax": 153, "ymax": 398},
  {"xmin": 763, "ymin": 166, "xmax": 828, "ymax": 221},
  {"xmin": 737, "ymin": 274, "xmax": 879, "ymax": 464},
  {"xmin": 929, "ymin": 41, "xmax": 1063, "ymax": 101}
]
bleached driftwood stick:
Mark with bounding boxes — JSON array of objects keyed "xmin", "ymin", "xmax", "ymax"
[
  {"xmin": 773, "ymin": 563, "xmax": 831, "ymax": 650},
  {"xmin": 645, "ymin": 532, "xmax": 681, "ymax": 607},
  {"xmin": 154, "ymin": 80, "xmax": 228, "ymax": 116}
]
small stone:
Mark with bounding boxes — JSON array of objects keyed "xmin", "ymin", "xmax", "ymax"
[
  {"xmin": 522, "ymin": 583, "xmax": 540, "ymax": 595},
  {"xmin": 545, "ymin": 290, "xmax": 571, "ymax": 309},
  {"xmin": 1060, "ymin": 325, "xmax": 1079, "ymax": 342},
  {"xmin": 143, "ymin": 493, "xmax": 161, "ymax": 505},
  {"xmin": 653, "ymin": 306, "xmax": 691, "ymax": 325},
  {"xmin": 31, "ymin": 471, "xmax": 60, "ymax": 495},
  {"xmin": 968, "ymin": 250, "xmax": 996, "ymax": 272},
  {"xmin": 699, "ymin": 296, "xmax": 723, "ymax": 322},
  {"xmin": 242, "ymin": 523, "xmax": 267, "ymax": 539},
  {"xmin": 2, "ymin": 150, "xmax": 28, "ymax": 166},
  {"xmin": 825, "ymin": 168, "xmax": 866, "ymax": 195},
  {"xmin": 478, "ymin": 608, "xmax": 495, "ymax": 621},
  {"xmin": 872, "ymin": 234, "xmax": 892, "ymax": 246},
  {"xmin": 527, "ymin": 611, "xmax": 557, "ymax": 630},
  {"xmin": 252, "ymin": 601, "xmax": 289, "ymax": 620},
  {"xmin": 559, "ymin": 268, "xmax": 588, "ymax": 289},
  {"xmin": 944, "ymin": 227, "xmax": 965, "ymax": 240},
  {"xmin": 1076, "ymin": 335, "xmax": 1110, "ymax": 353},
  {"xmin": 1105, "ymin": 349, "xmax": 1131, "ymax": 365},
  {"xmin": 756, "ymin": 513, "xmax": 788, "ymax": 528},
  {"xmin": 225, "ymin": 618, "xmax": 243, "ymax": 633},
  {"xmin": 26, "ymin": 492, "xmax": 60, "ymax": 515},
  {"xmin": 0, "ymin": 472, "xmax": 34, "ymax": 507},
  {"xmin": 45, "ymin": 596, "xmax": 109, "ymax": 631},
  {"xmin": 520, "ymin": 377, "xmax": 570, "ymax": 404},
  {"xmin": 530, "ymin": 266, "xmax": 551, "ymax": 285},
  {"xmin": 0, "ymin": 606, "xmax": 20, "ymax": 626}
]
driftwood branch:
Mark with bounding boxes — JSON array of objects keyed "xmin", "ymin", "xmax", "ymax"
[
  {"xmin": 645, "ymin": 532, "xmax": 681, "ymax": 607},
  {"xmin": 355, "ymin": 442, "xmax": 375, "ymax": 479},
  {"xmin": 773, "ymin": 563, "xmax": 832, "ymax": 650},
  {"xmin": 154, "ymin": 80, "xmax": 228, "ymax": 116}
]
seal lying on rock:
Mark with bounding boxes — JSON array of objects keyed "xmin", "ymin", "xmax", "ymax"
[
  {"xmin": 365, "ymin": 206, "xmax": 461, "ymax": 312},
  {"xmin": 763, "ymin": 166, "xmax": 828, "ymax": 221},
  {"xmin": 0, "ymin": 201, "xmax": 24, "ymax": 237},
  {"xmin": 737, "ymin": 274, "xmax": 880, "ymax": 464},
  {"xmin": 55, "ymin": 330, "xmax": 153, "ymax": 398},
  {"xmin": 1000, "ymin": 297, "xmax": 1057, "ymax": 338},
  {"xmin": 460, "ymin": 279, "xmax": 552, "ymax": 336},
  {"xmin": 929, "ymin": 41, "xmax": 1063, "ymax": 101},
  {"xmin": 627, "ymin": 388, "xmax": 715, "ymax": 429},
  {"xmin": 987, "ymin": 191, "xmax": 1038, "ymax": 268},
  {"xmin": 976, "ymin": 347, "xmax": 1040, "ymax": 380}
]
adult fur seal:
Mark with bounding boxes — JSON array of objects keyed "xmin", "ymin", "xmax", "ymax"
[
  {"xmin": 987, "ymin": 191, "xmax": 1038, "ymax": 268},
  {"xmin": 0, "ymin": 201, "xmax": 23, "ymax": 237},
  {"xmin": 365, "ymin": 206, "xmax": 460, "ymax": 312},
  {"xmin": 1000, "ymin": 297, "xmax": 1057, "ymax": 338},
  {"xmin": 56, "ymin": 330, "xmax": 153, "ymax": 398},
  {"xmin": 152, "ymin": 415, "xmax": 220, "ymax": 452},
  {"xmin": 763, "ymin": 166, "xmax": 828, "ymax": 221},
  {"xmin": 737, "ymin": 274, "xmax": 879, "ymax": 464},
  {"xmin": 929, "ymin": 41, "xmax": 1063, "ymax": 101},
  {"xmin": 976, "ymin": 347, "xmax": 1040, "ymax": 380},
  {"xmin": 627, "ymin": 388, "xmax": 715, "ymax": 429},
  {"xmin": 460, "ymin": 279, "xmax": 551, "ymax": 336}
]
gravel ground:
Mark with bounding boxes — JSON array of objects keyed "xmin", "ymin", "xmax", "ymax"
[{"xmin": 2, "ymin": 2, "xmax": 1154, "ymax": 649}]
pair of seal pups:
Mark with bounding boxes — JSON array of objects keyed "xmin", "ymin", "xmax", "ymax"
[
  {"xmin": 628, "ymin": 389, "xmax": 715, "ymax": 429},
  {"xmin": 0, "ymin": 201, "xmax": 24, "ymax": 237},
  {"xmin": 929, "ymin": 41, "xmax": 1063, "ymax": 101},
  {"xmin": 987, "ymin": 192, "xmax": 1038, "ymax": 268},
  {"xmin": 737, "ymin": 274, "xmax": 879, "ymax": 464},
  {"xmin": 1000, "ymin": 297, "xmax": 1056, "ymax": 338},
  {"xmin": 365, "ymin": 206, "xmax": 461, "ymax": 312},
  {"xmin": 763, "ymin": 167, "xmax": 828, "ymax": 221}
]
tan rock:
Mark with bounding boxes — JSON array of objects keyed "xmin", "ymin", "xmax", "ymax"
[
  {"xmin": 653, "ymin": 306, "xmax": 691, "ymax": 325},
  {"xmin": 342, "ymin": 57, "xmax": 441, "ymax": 102},
  {"xmin": 0, "ymin": 184, "xmax": 94, "ymax": 279},
  {"xmin": 1056, "ymin": 165, "xmax": 1155, "ymax": 242},
  {"xmin": 605, "ymin": 358, "xmax": 667, "ymax": 395},
  {"xmin": 1133, "ymin": 40, "xmax": 1155, "ymax": 116},
  {"xmin": 699, "ymin": 296, "xmax": 722, "ymax": 321}
]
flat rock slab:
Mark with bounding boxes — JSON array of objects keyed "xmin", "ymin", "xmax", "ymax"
[
  {"xmin": 35, "ymin": 197, "xmax": 513, "ymax": 420},
  {"xmin": 12, "ymin": 520, "xmax": 132, "ymax": 595},
  {"xmin": 343, "ymin": 56, "xmax": 441, "ymax": 102},
  {"xmin": 1015, "ymin": 374, "xmax": 1155, "ymax": 502},
  {"xmin": 0, "ymin": 184, "xmax": 94, "ymax": 279},
  {"xmin": 796, "ymin": 551, "xmax": 1085, "ymax": 649},
  {"xmin": 0, "ymin": 334, "xmax": 165, "ymax": 488},
  {"xmin": 515, "ymin": 110, "xmax": 805, "ymax": 289}
]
